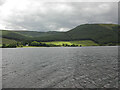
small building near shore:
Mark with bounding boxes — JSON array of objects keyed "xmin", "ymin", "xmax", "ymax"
[{"xmin": 26, "ymin": 44, "xmax": 29, "ymax": 46}]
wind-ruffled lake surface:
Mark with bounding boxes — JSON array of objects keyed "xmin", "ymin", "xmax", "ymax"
[{"xmin": 2, "ymin": 46, "xmax": 118, "ymax": 88}]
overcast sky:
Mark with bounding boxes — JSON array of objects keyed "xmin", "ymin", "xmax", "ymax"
[{"xmin": 0, "ymin": 0, "xmax": 119, "ymax": 31}]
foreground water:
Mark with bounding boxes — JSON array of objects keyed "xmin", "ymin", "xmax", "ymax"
[{"xmin": 2, "ymin": 46, "xmax": 118, "ymax": 88}]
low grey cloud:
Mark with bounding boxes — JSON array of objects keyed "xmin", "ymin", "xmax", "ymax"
[
  {"xmin": 0, "ymin": 0, "xmax": 5, "ymax": 5},
  {"xmin": 0, "ymin": 0, "xmax": 118, "ymax": 31}
]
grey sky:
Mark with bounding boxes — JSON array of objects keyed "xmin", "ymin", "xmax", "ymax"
[{"xmin": 0, "ymin": 0, "xmax": 118, "ymax": 31}]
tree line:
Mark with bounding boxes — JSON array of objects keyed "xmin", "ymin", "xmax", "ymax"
[{"xmin": 2, "ymin": 41, "xmax": 82, "ymax": 48}]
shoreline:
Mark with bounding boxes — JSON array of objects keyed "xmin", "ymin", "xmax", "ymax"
[{"xmin": 1, "ymin": 45, "xmax": 119, "ymax": 48}]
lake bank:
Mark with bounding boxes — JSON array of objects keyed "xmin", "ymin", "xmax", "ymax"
[{"xmin": 1, "ymin": 39, "xmax": 119, "ymax": 48}]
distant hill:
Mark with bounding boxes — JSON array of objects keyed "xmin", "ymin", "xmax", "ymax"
[
  {"xmin": 1, "ymin": 30, "xmax": 28, "ymax": 41},
  {"xmin": 13, "ymin": 31, "xmax": 61, "ymax": 37},
  {"xmin": 0, "ymin": 24, "xmax": 119, "ymax": 45},
  {"xmin": 66, "ymin": 24, "xmax": 119, "ymax": 44}
]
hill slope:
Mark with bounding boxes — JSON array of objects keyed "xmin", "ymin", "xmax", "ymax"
[
  {"xmin": 66, "ymin": 24, "xmax": 119, "ymax": 44},
  {"xmin": 0, "ymin": 24, "xmax": 119, "ymax": 45},
  {"xmin": 1, "ymin": 30, "xmax": 28, "ymax": 41}
]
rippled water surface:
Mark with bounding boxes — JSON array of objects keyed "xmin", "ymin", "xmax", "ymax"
[{"xmin": 2, "ymin": 46, "xmax": 118, "ymax": 88}]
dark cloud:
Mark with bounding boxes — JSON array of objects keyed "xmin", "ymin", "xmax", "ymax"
[
  {"xmin": 0, "ymin": 0, "xmax": 5, "ymax": 5},
  {"xmin": 0, "ymin": 1, "xmax": 118, "ymax": 31}
]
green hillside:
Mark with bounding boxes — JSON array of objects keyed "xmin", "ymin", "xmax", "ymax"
[
  {"xmin": 0, "ymin": 24, "xmax": 119, "ymax": 46},
  {"xmin": 14, "ymin": 31, "xmax": 61, "ymax": 37},
  {"xmin": 0, "ymin": 38, "xmax": 17, "ymax": 44},
  {"xmin": 33, "ymin": 24, "xmax": 119, "ymax": 45},
  {"xmin": 67, "ymin": 24, "xmax": 119, "ymax": 45},
  {"xmin": 1, "ymin": 30, "xmax": 28, "ymax": 41}
]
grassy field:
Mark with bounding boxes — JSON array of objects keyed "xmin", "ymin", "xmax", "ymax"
[
  {"xmin": 42, "ymin": 40, "xmax": 99, "ymax": 46},
  {"xmin": 70, "ymin": 40, "xmax": 99, "ymax": 46}
]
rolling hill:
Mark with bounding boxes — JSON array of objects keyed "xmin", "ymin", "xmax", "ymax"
[
  {"xmin": 1, "ymin": 30, "xmax": 28, "ymax": 41},
  {"xmin": 0, "ymin": 24, "xmax": 119, "ymax": 46},
  {"xmin": 66, "ymin": 24, "xmax": 119, "ymax": 44}
]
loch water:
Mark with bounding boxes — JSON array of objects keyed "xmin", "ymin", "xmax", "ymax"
[{"xmin": 2, "ymin": 46, "xmax": 118, "ymax": 88}]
